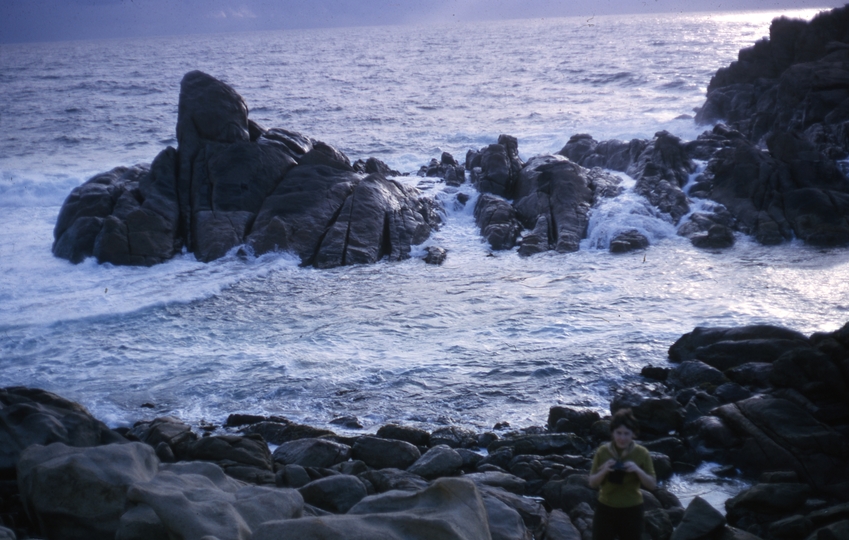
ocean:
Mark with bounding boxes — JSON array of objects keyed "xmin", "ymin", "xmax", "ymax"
[{"xmin": 1, "ymin": 7, "xmax": 846, "ymax": 446}]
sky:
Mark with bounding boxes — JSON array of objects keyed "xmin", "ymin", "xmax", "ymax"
[{"xmin": 0, "ymin": 0, "xmax": 846, "ymax": 44}]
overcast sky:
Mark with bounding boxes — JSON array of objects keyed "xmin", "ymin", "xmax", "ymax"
[{"xmin": 1, "ymin": 0, "xmax": 845, "ymax": 44}]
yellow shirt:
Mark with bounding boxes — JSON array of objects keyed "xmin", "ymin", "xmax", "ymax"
[{"xmin": 590, "ymin": 442, "xmax": 655, "ymax": 508}]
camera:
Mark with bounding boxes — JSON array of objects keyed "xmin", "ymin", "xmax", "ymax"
[{"xmin": 608, "ymin": 460, "xmax": 627, "ymax": 484}]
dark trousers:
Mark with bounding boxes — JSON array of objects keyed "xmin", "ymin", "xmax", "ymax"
[{"xmin": 592, "ymin": 501, "xmax": 644, "ymax": 540}]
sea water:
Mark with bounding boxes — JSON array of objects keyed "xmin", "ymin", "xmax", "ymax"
[{"xmin": 1, "ymin": 9, "xmax": 846, "ymax": 442}]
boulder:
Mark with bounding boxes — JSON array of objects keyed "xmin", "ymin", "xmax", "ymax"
[
  {"xmin": 627, "ymin": 131, "xmax": 693, "ymax": 223},
  {"xmin": 272, "ymin": 438, "xmax": 351, "ymax": 469},
  {"xmin": 0, "ymin": 387, "xmax": 126, "ymax": 479},
  {"xmin": 609, "ymin": 230, "xmax": 649, "ymax": 253},
  {"xmin": 475, "ymin": 143, "xmax": 515, "ymax": 197},
  {"xmin": 252, "ymin": 477, "xmax": 492, "ymax": 540},
  {"xmin": 611, "ymin": 389, "xmax": 684, "ymax": 437},
  {"xmin": 669, "ymin": 325, "xmax": 809, "ymax": 363},
  {"xmin": 407, "ymin": 445, "xmax": 463, "ymax": 479},
  {"xmin": 186, "ymin": 434, "xmax": 273, "ymax": 471},
  {"xmin": 423, "ymin": 246, "xmax": 447, "ymax": 265},
  {"xmin": 241, "ymin": 420, "xmax": 334, "ymax": 444},
  {"xmin": 474, "ymin": 193, "xmax": 522, "ymax": 250},
  {"xmin": 670, "ymin": 496, "xmax": 726, "ymax": 540},
  {"xmin": 488, "ymin": 433, "xmax": 587, "ymax": 456},
  {"xmin": 464, "ymin": 471, "xmax": 528, "ymax": 495},
  {"xmin": 17, "ymin": 442, "xmax": 159, "ymax": 540},
  {"xmin": 548, "ymin": 407, "xmax": 601, "ymax": 435},
  {"xmin": 713, "ymin": 396, "xmax": 849, "ymax": 496},
  {"xmin": 513, "ymin": 156, "xmax": 594, "ymax": 253},
  {"xmin": 557, "ymin": 134, "xmax": 633, "ymax": 172},
  {"xmin": 724, "ymin": 363, "xmax": 774, "ymax": 389},
  {"xmin": 376, "ymin": 424, "xmax": 431, "ymax": 447},
  {"xmin": 298, "ymin": 475, "xmax": 368, "ymax": 514},
  {"xmin": 480, "ymin": 490, "xmax": 533, "ymax": 540},
  {"xmin": 541, "ymin": 480, "xmax": 596, "ymax": 513},
  {"xmin": 430, "ymin": 426, "xmax": 478, "ymax": 449},
  {"xmin": 129, "ymin": 416, "xmax": 197, "ymax": 460},
  {"xmin": 480, "ymin": 484, "xmax": 548, "ymax": 536},
  {"xmin": 121, "ymin": 461, "xmax": 303, "ymax": 540},
  {"xmin": 542, "ymin": 509, "xmax": 582, "ymax": 540},
  {"xmin": 725, "ymin": 483, "xmax": 811, "ymax": 521},
  {"xmin": 53, "ymin": 159, "xmax": 181, "ymax": 266},
  {"xmin": 358, "ymin": 468, "xmax": 429, "ymax": 493},
  {"xmin": 352, "ymin": 436, "xmax": 421, "ymax": 470},
  {"xmin": 667, "ymin": 360, "xmax": 728, "ymax": 390}
]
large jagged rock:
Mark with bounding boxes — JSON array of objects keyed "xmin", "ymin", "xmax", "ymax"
[
  {"xmin": 627, "ymin": 131, "xmax": 693, "ymax": 224},
  {"xmin": 120, "ymin": 460, "xmax": 303, "ymax": 540},
  {"xmin": 252, "ymin": 477, "xmax": 492, "ymax": 540},
  {"xmin": 53, "ymin": 71, "xmax": 440, "ymax": 269},
  {"xmin": 696, "ymin": 7, "xmax": 849, "ymax": 154},
  {"xmin": 17, "ymin": 442, "xmax": 159, "ymax": 540},
  {"xmin": 0, "ymin": 387, "xmax": 126, "ymax": 480},
  {"xmin": 713, "ymin": 396, "xmax": 849, "ymax": 497},
  {"xmin": 52, "ymin": 151, "xmax": 181, "ymax": 266},
  {"xmin": 513, "ymin": 155, "xmax": 595, "ymax": 253},
  {"xmin": 474, "ymin": 193, "xmax": 522, "ymax": 251},
  {"xmin": 690, "ymin": 7, "xmax": 849, "ymax": 247},
  {"xmin": 668, "ymin": 325, "xmax": 809, "ymax": 363}
]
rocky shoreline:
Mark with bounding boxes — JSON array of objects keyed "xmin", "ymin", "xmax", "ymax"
[
  {"xmin": 2, "ymin": 320, "xmax": 849, "ymax": 540},
  {"xmin": 52, "ymin": 6, "xmax": 849, "ymax": 269}
]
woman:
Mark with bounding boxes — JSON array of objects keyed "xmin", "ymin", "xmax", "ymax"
[{"xmin": 588, "ymin": 408, "xmax": 656, "ymax": 540}]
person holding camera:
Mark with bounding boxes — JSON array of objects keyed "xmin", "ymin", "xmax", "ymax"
[{"xmin": 588, "ymin": 408, "xmax": 657, "ymax": 540}]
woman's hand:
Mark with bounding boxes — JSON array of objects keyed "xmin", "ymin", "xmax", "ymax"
[
  {"xmin": 623, "ymin": 461, "xmax": 657, "ymax": 491},
  {"xmin": 588, "ymin": 459, "xmax": 617, "ymax": 488}
]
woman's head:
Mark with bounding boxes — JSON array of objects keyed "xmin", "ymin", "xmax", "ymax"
[{"xmin": 609, "ymin": 408, "xmax": 640, "ymax": 449}]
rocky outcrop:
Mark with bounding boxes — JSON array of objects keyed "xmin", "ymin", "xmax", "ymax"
[
  {"xmin": 53, "ymin": 71, "xmax": 441, "ymax": 269},
  {"xmin": 691, "ymin": 6, "xmax": 849, "ymax": 246}
]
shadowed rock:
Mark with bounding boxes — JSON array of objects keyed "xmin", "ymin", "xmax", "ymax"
[{"xmin": 54, "ymin": 71, "xmax": 441, "ymax": 269}]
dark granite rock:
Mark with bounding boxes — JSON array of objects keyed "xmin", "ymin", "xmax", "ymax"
[
  {"xmin": 627, "ymin": 131, "xmax": 693, "ymax": 223},
  {"xmin": 714, "ymin": 396, "xmax": 849, "ymax": 497},
  {"xmin": 609, "ymin": 230, "xmax": 649, "ymax": 253},
  {"xmin": 668, "ymin": 325, "xmax": 809, "ymax": 363},
  {"xmin": 474, "ymin": 193, "xmax": 522, "ymax": 251},
  {"xmin": 611, "ymin": 388, "xmax": 684, "ymax": 437},
  {"xmin": 376, "ymin": 424, "xmax": 431, "ymax": 447},
  {"xmin": 357, "ymin": 468, "xmax": 429, "ymax": 493},
  {"xmin": 0, "ymin": 388, "xmax": 126, "ymax": 480},
  {"xmin": 667, "ymin": 361, "xmax": 728, "ymax": 390},
  {"xmin": 298, "ymin": 475, "xmax": 368, "ymax": 514},
  {"xmin": 186, "ymin": 434, "xmax": 273, "ymax": 471},
  {"xmin": 272, "ymin": 438, "xmax": 352, "ymax": 469},
  {"xmin": 547, "ymin": 407, "xmax": 601, "ymax": 435},
  {"xmin": 513, "ymin": 156, "xmax": 593, "ymax": 253},
  {"xmin": 54, "ymin": 71, "xmax": 441, "ymax": 269},
  {"xmin": 18, "ymin": 442, "xmax": 158, "ymax": 540},
  {"xmin": 129, "ymin": 416, "xmax": 196, "ymax": 460},
  {"xmin": 671, "ymin": 496, "xmax": 726, "ymax": 540},
  {"xmin": 487, "ymin": 434, "xmax": 587, "ymax": 456},
  {"xmin": 241, "ymin": 421, "xmax": 335, "ymax": 445},
  {"xmin": 423, "ymin": 246, "xmax": 448, "ymax": 265},
  {"xmin": 407, "ymin": 445, "xmax": 463, "ymax": 480},
  {"xmin": 352, "ymin": 436, "xmax": 421, "ymax": 470}
]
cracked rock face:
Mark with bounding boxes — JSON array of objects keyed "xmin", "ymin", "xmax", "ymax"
[{"xmin": 53, "ymin": 71, "xmax": 441, "ymax": 268}]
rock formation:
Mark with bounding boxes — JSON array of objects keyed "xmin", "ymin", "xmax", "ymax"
[{"xmin": 53, "ymin": 71, "xmax": 441, "ymax": 269}]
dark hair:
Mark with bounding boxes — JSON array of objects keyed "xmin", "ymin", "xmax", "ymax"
[{"xmin": 610, "ymin": 408, "xmax": 640, "ymax": 436}]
